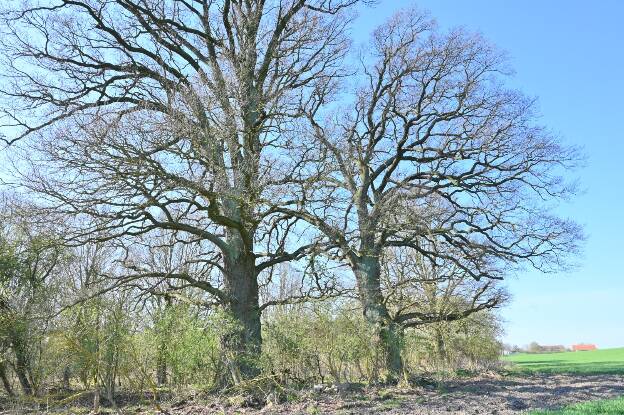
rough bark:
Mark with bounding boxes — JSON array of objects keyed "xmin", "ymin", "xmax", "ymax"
[
  {"xmin": 93, "ymin": 386, "xmax": 100, "ymax": 414},
  {"xmin": 0, "ymin": 361, "xmax": 14, "ymax": 397},
  {"xmin": 13, "ymin": 362, "xmax": 32, "ymax": 396},
  {"xmin": 353, "ymin": 255, "xmax": 403, "ymax": 383},
  {"xmin": 104, "ymin": 382, "xmax": 115, "ymax": 407},
  {"xmin": 10, "ymin": 333, "xmax": 33, "ymax": 396},
  {"xmin": 222, "ymin": 233, "xmax": 262, "ymax": 382}
]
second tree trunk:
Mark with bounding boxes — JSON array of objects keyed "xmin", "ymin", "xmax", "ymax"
[{"xmin": 353, "ymin": 255, "xmax": 404, "ymax": 383}]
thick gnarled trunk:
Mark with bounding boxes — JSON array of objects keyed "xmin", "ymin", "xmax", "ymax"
[
  {"xmin": 222, "ymin": 232, "xmax": 262, "ymax": 383},
  {"xmin": 14, "ymin": 357, "xmax": 33, "ymax": 395},
  {"xmin": 0, "ymin": 361, "xmax": 14, "ymax": 397},
  {"xmin": 353, "ymin": 255, "xmax": 404, "ymax": 383},
  {"xmin": 10, "ymin": 331, "xmax": 33, "ymax": 396}
]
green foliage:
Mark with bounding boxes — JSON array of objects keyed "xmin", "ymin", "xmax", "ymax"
[
  {"xmin": 504, "ymin": 347, "xmax": 624, "ymax": 375},
  {"xmin": 261, "ymin": 303, "xmax": 503, "ymax": 385},
  {"xmin": 112, "ymin": 303, "xmax": 248, "ymax": 394},
  {"xmin": 262, "ymin": 303, "xmax": 381, "ymax": 385},
  {"xmin": 0, "ymin": 274, "xmax": 506, "ymax": 401},
  {"xmin": 529, "ymin": 396, "xmax": 624, "ymax": 414},
  {"xmin": 0, "ymin": 225, "xmax": 65, "ymax": 395},
  {"xmin": 403, "ymin": 311, "xmax": 503, "ymax": 373},
  {"xmin": 58, "ymin": 296, "xmax": 132, "ymax": 400},
  {"xmin": 0, "ymin": 234, "xmax": 506, "ymax": 400},
  {"xmin": 148, "ymin": 303, "xmax": 227, "ymax": 389}
]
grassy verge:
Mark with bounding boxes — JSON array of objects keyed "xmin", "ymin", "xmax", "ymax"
[
  {"xmin": 529, "ymin": 396, "xmax": 624, "ymax": 414},
  {"xmin": 502, "ymin": 347, "xmax": 624, "ymax": 375}
]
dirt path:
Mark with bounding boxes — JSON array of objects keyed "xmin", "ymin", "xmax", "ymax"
[{"xmin": 169, "ymin": 374, "xmax": 624, "ymax": 415}]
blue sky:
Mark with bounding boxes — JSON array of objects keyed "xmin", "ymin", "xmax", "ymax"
[{"xmin": 355, "ymin": 0, "xmax": 624, "ymax": 348}]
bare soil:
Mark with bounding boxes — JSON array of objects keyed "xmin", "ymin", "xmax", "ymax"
[
  {"xmin": 2, "ymin": 374, "xmax": 623, "ymax": 414},
  {"xmin": 169, "ymin": 374, "xmax": 624, "ymax": 415}
]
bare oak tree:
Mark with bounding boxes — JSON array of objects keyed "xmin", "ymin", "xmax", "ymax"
[
  {"xmin": 278, "ymin": 9, "xmax": 581, "ymax": 380},
  {"xmin": 0, "ymin": 0, "xmax": 368, "ymax": 379}
]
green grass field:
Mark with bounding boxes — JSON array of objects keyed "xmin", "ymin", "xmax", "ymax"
[
  {"xmin": 505, "ymin": 348, "xmax": 624, "ymax": 414},
  {"xmin": 503, "ymin": 347, "xmax": 624, "ymax": 375},
  {"xmin": 529, "ymin": 396, "xmax": 624, "ymax": 414}
]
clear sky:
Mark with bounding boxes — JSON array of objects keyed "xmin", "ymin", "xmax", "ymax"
[{"xmin": 355, "ymin": 0, "xmax": 624, "ymax": 348}]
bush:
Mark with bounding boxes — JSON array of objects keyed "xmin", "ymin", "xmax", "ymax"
[
  {"xmin": 263, "ymin": 303, "xmax": 503, "ymax": 386},
  {"xmin": 262, "ymin": 302, "xmax": 381, "ymax": 385},
  {"xmin": 148, "ymin": 303, "xmax": 225, "ymax": 389},
  {"xmin": 403, "ymin": 311, "xmax": 504, "ymax": 373}
]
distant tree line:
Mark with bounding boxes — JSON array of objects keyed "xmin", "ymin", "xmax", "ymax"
[{"xmin": 503, "ymin": 343, "xmax": 569, "ymax": 354}]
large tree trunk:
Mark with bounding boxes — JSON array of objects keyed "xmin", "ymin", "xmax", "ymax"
[
  {"xmin": 353, "ymin": 255, "xmax": 404, "ymax": 383},
  {"xmin": 222, "ymin": 232, "xmax": 262, "ymax": 383},
  {"xmin": 10, "ymin": 332, "xmax": 33, "ymax": 396},
  {"xmin": 0, "ymin": 361, "xmax": 14, "ymax": 397},
  {"xmin": 93, "ymin": 386, "xmax": 100, "ymax": 414},
  {"xmin": 13, "ymin": 359, "xmax": 32, "ymax": 396}
]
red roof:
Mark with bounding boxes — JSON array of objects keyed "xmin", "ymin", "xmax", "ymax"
[{"xmin": 572, "ymin": 344, "xmax": 597, "ymax": 351}]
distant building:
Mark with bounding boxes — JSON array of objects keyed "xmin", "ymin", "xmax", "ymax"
[{"xmin": 572, "ymin": 344, "xmax": 597, "ymax": 351}]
